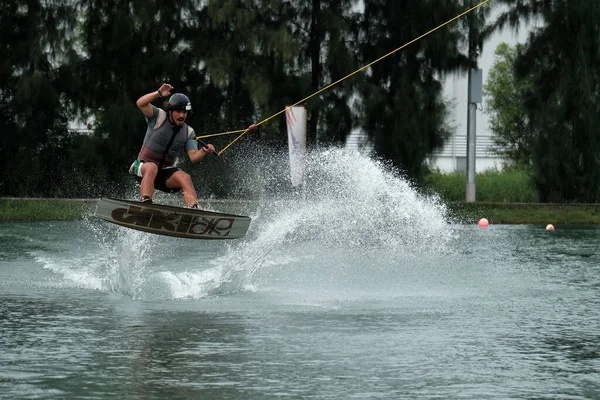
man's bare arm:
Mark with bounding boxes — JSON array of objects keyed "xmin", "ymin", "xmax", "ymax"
[
  {"xmin": 188, "ymin": 144, "xmax": 216, "ymax": 163},
  {"xmin": 136, "ymin": 83, "xmax": 173, "ymax": 117}
]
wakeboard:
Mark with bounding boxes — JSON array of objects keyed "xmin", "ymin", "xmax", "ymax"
[{"xmin": 94, "ymin": 198, "xmax": 251, "ymax": 239}]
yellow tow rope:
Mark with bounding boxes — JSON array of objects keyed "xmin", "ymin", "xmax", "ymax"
[{"xmin": 199, "ymin": 0, "xmax": 490, "ymax": 156}]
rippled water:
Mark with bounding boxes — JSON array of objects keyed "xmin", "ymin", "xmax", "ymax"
[{"xmin": 1, "ymin": 149, "xmax": 599, "ymax": 399}]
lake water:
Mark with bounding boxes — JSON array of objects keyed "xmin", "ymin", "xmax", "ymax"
[{"xmin": 1, "ymin": 150, "xmax": 599, "ymax": 399}]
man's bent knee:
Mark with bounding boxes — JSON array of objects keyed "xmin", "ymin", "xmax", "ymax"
[
  {"xmin": 167, "ymin": 171, "xmax": 193, "ymax": 189},
  {"xmin": 141, "ymin": 162, "xmax": 158, "ymax": 177}
]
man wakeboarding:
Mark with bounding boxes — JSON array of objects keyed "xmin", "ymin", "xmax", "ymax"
[
  {"xmin": 94, "ymin": 83, "xmax": 255, "ymax": 239},
  {"xmin": 129, "ymin": 83, "xmax": 215, "ymax": 208}
]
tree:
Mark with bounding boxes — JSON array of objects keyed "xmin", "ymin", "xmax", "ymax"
[
  {"xmin": 289, "ymin": 0, "xmax": 361, "ymax": 146},
  {"xmin": 356, "ymin": 0, "xmax": 470, "ymax": 179},
  {"xmin": 496, "ymin": 0, "xmax": 600, "ymax": 202},
  {"xmin": 193, "ymin": 0, "xmax": 361, "ymax": 148},
  {"xmin": 483, "ymin": 43, "xmax": 533, "ymax": 167},
  {"xmin": 491, "ymin": 0, "xmax": 600, "ymax": 202},
  {"xmin": 71, "ymin": 0, "xmax": 202, "ymax": 193},
  {"xmin": 0, "ymin": 0, "xmax": 77, "ymax": 197},
  {"xmin": 186, "ymin": 0, "xmax": 299, "ymax": 148}
]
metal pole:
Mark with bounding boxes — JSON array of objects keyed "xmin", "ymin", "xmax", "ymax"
[
  {"xmin": 465, "ymin": 0, "xmax": 477, "ymax": 202},
  {"xmin": 466, "ymin": 90, "xmax": 477, "ymax": 202}
]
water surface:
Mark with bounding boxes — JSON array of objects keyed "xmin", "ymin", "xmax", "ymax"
[{"xmin": 1, "ymin": 149, "xmax": 599, "ymax": 399}]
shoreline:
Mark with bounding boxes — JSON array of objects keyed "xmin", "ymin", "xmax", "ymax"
[
  {"xmin": 1, "ymin": 197, "xmax": 600, "ymax": 225},
  {"xmin": 444, "ymin": 201, "xmax": 600, "ymax": 225}
]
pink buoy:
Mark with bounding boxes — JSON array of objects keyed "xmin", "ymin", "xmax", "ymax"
[
  {"xmin": 546, "ymin": 224, "xmax": 555, "ymax": 231},
  {"xmin": 478, "ymin": 218, "xmax": 489, "ymax": 228}
]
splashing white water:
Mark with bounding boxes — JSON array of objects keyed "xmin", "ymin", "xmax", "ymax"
[
  {"xmin": 159, "ymin": 147, "xmax": 453, "ymax": 299},
  {"xmin": 45, "ymin": 147, "xmax": 453, "ymax": 300},
  {"xmin": 294, "ymin": 148, "xmax": 450, "ymax": 250},
  {"xmin": 29, "ymin": 215, "xmax": 156, "ymax": 299}
]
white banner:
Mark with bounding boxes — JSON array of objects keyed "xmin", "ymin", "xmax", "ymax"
[{"xmin": 285, "ymin": 106, "xmax": 307, "ymax": 187}]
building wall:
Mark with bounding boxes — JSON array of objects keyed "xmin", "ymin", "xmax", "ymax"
[
  {"xmin": 430, "ymin": 134, "xmax": 505, "ymax": 173},
  {"xmin": 347, "ymin": 130, "xmax": 506, "ymax": 174}
]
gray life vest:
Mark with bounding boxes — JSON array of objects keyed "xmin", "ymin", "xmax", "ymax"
[{"xmin": 137, "ymin": 109, "xmax": 193, "ymax": 167}]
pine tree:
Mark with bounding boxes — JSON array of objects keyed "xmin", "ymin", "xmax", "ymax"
[
  {"xmin": 356, "ymin": 0, "xmax": 469, "ymax": 179},
  {"xmin": 0, "ymin": 0, "xmax": 76, "ymax": 196},
  {"xmin": 496, "ymin": 0, "xmax": 600, "ymax": 202}
]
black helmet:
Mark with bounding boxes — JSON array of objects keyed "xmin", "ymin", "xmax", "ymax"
[{"xmin": 166, "ymin": 93, "xmax": 192, "ymax": 112}]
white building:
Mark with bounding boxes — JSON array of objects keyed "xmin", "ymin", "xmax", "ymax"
[
  {"xmin": 430, "ymin": 129, "xmax": 502, "ymax": 173},
  {"xmin": 431, "ymin": 9, "xmax": 538, "ymax": 173}
]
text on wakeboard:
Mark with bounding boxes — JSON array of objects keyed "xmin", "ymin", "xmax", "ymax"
[{"xmin": 111, "ymin": 205, "xmax": 235, "ymax": 236}]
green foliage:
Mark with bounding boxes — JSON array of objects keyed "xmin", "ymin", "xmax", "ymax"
[
  {"xmin": 444, "ymin": 202, "xmax": 600, "ymax": 225},
  {"xmin": 495, "ymin": 0, "xmax": 600, "ymax": 202},
  {"xmin": 0, "ymin": 199, "xmax": 96, "ymax": 221},
  {"xmin": 421, "ymin": 169, "xmax": 466, "ymax": 202},
  {"xmin": 422, "ymin": 167, "xmax": 537, "ymax": 203},
  {"xmin": 4, "ymin": 0, "xmax": 600, "ymax": 204},
  {"xmin": 357, "ymin": 0, "xmax": 467, "ymax": 180},
  {"xmin": 475, "ymin": 168, "xmax": 538, "ymax": 202},
  {"xmin": 522, "ymin": 2, "xmax": 600, "ymax": 202},
  {"xmin": 484, "ymin": 43, "xmax": 533, "ymax": 167},
  {"xmin": 0, "ymin": 0, "xmax": 76, "ymax": 197}
]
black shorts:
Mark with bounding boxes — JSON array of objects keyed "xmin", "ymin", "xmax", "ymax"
[{"xmin": 136, "ymin": 167, "xmax": 181, "ymax": 193}]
